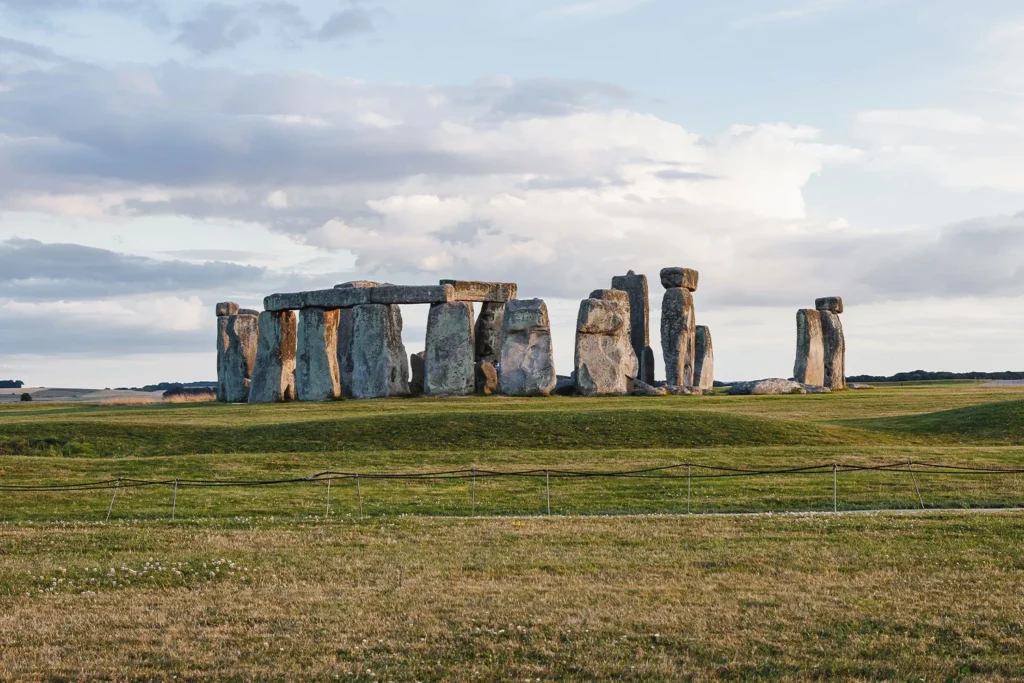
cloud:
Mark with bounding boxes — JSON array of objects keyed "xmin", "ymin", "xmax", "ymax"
[
  {"xmin": 0, "ymin": 35, "xmax": 64, "ymax": 61},
  {"xmin": 732, "ymin": 0, "xmax": 854, "ymax": 29},
  {"xmin": 0, "ymin": 238, "xmax": 268, "ymax": 301},
  {"xmin": 540, "ymin": 0, "xmax": 654, "ymax": 19},
  {"xmin": 317, "ymin": 6, "xmax": 380, "ymax": 42},
  {"xmin": 175, "ymin": 2, "xmax": 264, "ymax": 55}
]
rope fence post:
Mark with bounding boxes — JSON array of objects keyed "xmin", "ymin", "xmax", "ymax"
[
  {"xmin": 687, "ymin": 464, "xmax": 692, "ymax": 514},
  {"xmin": 324, "ymin": 476, "xmax": 332, "ymax": 523},
  {"xmin": 171, "ymin": 478, "xmax": 179, "ymax": 521},
  {"xmin": 356, "ymin": 474, "xmax": 363, "ymax": 517},
  {"xmin": 908, "ymin": 460, "xmax": 925, "ymax": 509},
  {"xmin": 471, "ymin": 467, "xmax": 476, "ymax": 517},
  {"xmin": 545, "ymin": 470, "xmax": 551, "ymax": 516},
  {"xmin": 833, "ymin": 464, "xmax": 838, "ymax": 513},
  {"xmin": 105, "ymin": 477, "xmax": 121, "ymax": 522}
]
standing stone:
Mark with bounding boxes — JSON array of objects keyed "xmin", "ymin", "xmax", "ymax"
[
  {"xmin": 660, "ymin": 267, "xmax": 699, "ymax": 292},
  {"xmin": 410, "ymin": 352, "xmax": 425, "ymax": 396},
  {"xmin": 694, "ymin": 325, "xmax": 714, "ymax": 391},
  {"xmin": 216, "ymin": 302, "xmax": 239, "ymax": 402},
  {"xmin": 794, "ymin": 309, "xmax": 825, "ymax": 386},
  {"xmin": 474, "ymin": 302, "xmax": 505, "ymax": 364},
  {"xmin": 498, "ymin": 299, "xmax": 557, "ymax": 396},
  {"xmin": 249, "ymin": 310, "xmax": 297, "ymax": 404},
  {"xmin": 816, "ymin": 296, "xmax": 844, "ymax": 314},
  {"xmin": 475, "ymin": 361, "xmax": 498, "ymax": 395},
  {"xmin": 640, "ymin": 346, "xmax": 656, "ymax": 387},
  {"xmin": 661, "ymin": 287, "xmax": 696, "ymax": 387},
  {"xmin": 350, "ymin": 304, "xmax": 410, "ymax": 399},
  {"xmin": 574, "ymin": 292, "xmax": 638, "ymax": 396},
  {"xmin": 820, "ymin": 310, "xmax": 846, "ymax": 390},
  {"xmin": 223, "ymin": 311, "xmax": 260, "ymax": 403},
  {"xmin": 336, "ymin": 281, "xmax": 380, "ymax": 398},
  {"xmin": 296, "ymin": 307, "xmax": 341, "ymax": 401},
  {"xmin": 610, "ymin": 271, "xmax": 651, "ymax": 383},
  {"xmin": 424, "ymin": 302, "xmax": 476, "ymax": 396}
]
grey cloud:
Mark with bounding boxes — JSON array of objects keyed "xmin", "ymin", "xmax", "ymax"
[
  {"xmin": 175, "ymin": 3, "xmax": 262, "ymax": 55},
  {"xmin": 433, "ymin": 221, "xmax": 500, "ymax": 245},
  {"xmin": 655, "ymin": 170, "xmax": 718, "ymax": 181},
  {"xmin": 318, "ymin": 6, "xmax": 379, "ymax": 41},
  {"xmin": 0, "ymin": 35, "xmax": 63, "ymax": 61},
  {"xmin": 0, "ymin": 238, "xmax": 268, "ymax": 301},
  {"xmin": 476, "ymin": 78, "xmax": 631, "ymax": 118},
  {"xmin": 0, "ymin": 311, "xmax": 209, "ymax": 355}
]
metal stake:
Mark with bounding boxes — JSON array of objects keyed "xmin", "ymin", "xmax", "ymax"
[
  {"xmin": 324, "ymin": 476, "xmax": 332, "ymax": 522},
  {"xmin": 833, "ymin": 464, "xmax": 838, "ymax": 513},
  {"xmin": 545, "ymin": 470, "xmax": 551, "ymax": 515},
  {"xmin": 471, "ymin": 468, "xmax": 476, "ymax": 517},
  {"xmin": 908, "ymin": 461, "xmax": 925, "ymax": 509},
  {"xmin": 171, "ymin": 478, "xmax": 179, "ymax": 521},
  {"xmin": 105, "ymin": 477, "xmax": 121, "ymax": 522},
  {"xmin": 687, "ymin": 465, "xmax": 692, "ymax": 514},
  {"xmin": 356, "ymin": 474, "xmax": 363, "ymax": 517}
]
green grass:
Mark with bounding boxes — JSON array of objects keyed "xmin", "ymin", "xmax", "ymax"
[{"xmin": 4, "ymin": 384, "xmax": 1024, "ymax": 679}]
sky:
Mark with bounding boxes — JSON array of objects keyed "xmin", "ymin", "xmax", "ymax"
[{"xmin": 1, "ymin": 0, "xmax": 1022, "ymax": 388}]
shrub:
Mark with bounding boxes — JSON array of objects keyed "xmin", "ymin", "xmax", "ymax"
[{"xmin": 20, "ymin": 393, "xmax": 33, "ymax": 402}]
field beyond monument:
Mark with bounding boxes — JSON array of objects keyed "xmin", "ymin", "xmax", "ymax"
[{"xmin": 2, "ymin": 382, "xmax": 1024, "ymax": 678}]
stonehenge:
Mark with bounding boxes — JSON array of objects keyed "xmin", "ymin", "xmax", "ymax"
[
  {"xmin": 794, "ymin": 296, "xmax": 846, "ymax": 390},
  {"xmin": 498, "ymin": 299, "xmax": 557, "ymax": 396},
  {"xmin": 215, "ymin": 272, "xmax": 846, "ymax": 403},
  {"xmin": 574, "ymin": 289, "xmax": 638, "ymax": 396}
]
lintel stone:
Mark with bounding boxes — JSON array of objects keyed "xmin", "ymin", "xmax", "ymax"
[
  {"xmin": 815, "ymin": 296, "xmax": 844, "ymax": 314},
  {"xmin": 439, "ymin": 280, "xmax": 518, "ymax": 302},
  {"xmin": 660, "ymin": 267, "xmax": 699, "ymax": 291}
]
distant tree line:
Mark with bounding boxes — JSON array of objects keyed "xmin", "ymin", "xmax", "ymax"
[
  {"xmin": 115, "ymin": 381, "xmax": 217, "ymax": 392},
  {"xmin": 0, "ymin": 380, "xmax": 25, "ymax": 389},
  {"xmin": 846, "ymin": 370, "xmax": 1024, "ymax": 383}
]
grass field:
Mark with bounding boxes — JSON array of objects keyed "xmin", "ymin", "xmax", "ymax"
[{"xmin": 2, "ymin": 383, "xmax": 1024, "ymax": 679}]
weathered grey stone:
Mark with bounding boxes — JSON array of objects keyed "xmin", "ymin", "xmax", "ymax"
[
  {"xmin": 334, "ymin": 283, "xmax": 384, "ymax": 397},
  {"xmin": 370, "ymin": 285, "xmax": 455, "ymax": 306},
  {"xmin": 729, "ymin": 378, "xmax": 806, "ymax": 395},
  {"xmin": 801, "ymin": 384, "xmax": 832, "ymax": 394},
  {"xmin": 666, "ymin": 385, "xmax": 697, "ymax": 396},
  {"xmin": 303, "ymin": 288, "xmax": 371, "ymax": 310},
  {"xmin": 264, "ymin": 292, "xmax": 308, "ymax": 312},
  {"xmin": 574, "ymin": 297, "xmax": 637, "ymax": 397},
  {"xmin": 588, "ymin": 289, "xmax": 630, "ymax": 306},
  {"xmin": 661, "ymin": 287, "xmax": 696, "ymax": 387},
  {"xmin": 815, "ymin": 296, "xmax": 844, "ymax": 314},
  {"xmin": 794, "ymin": 309, "xmax": 825, "ymax": 386},
  {"xmin": 410, "ymin": 352, "xmax": 425, "ymax": 395},
  {"xmin": 296, "ymin": 308, "xmax": 341, "ymax": 401},
  {"xmin": 216, "ymin": 301, "xmax": 239, "ymax": 317},
  {"xmin": 216, "ymin": 316, "xmax": 231, "ymax": 402},
  {"xmin": 238, "ymin": 309, "xmax": 260, "ymax": 316},
  {"xmin": 553, "ymin": 375, "xmax": 575, "ymax": 396},
  {"xmin": 266, "ymin": 284, "xmax": 456, "ymax": 312},
  {"xmin": 632, "ymin": 380, "xmax": 668, "ymax": 396},
  {"xmin": 350, "ymin": 304, "xmax": 410, "ymax": 399},
  {"xmin": 694, "ymin": 326, "xmax": 714, "ymax": 390},
  {"xmin": 336, "ymin": 280, "xmax": 381, "ymax": 289},
  {"xmin": 611, "ymin": 271, "xmax": 650, "ymax": 376},
  {"xmin": 474, "ymin": 302, "xmax": 505, "ymax": 364},
  {"xmin": 849, "ymin": 383, "xmax": 874, "ymax": 390},
  {"xmin": 660, "ymin": 267, "xmax": 699, "ymax": 291},
  {"xmin": 424, "ymin": 302, "xmax": 476, "ymax": 396},
  {"xmin": 820, "ymin": 310, "xmax": 846, "ymax": 390},
  {"xmin": 223, "ymin": 312, "xmax": 260, "ymax": 403},
  {"xmin": 498, "ymin": 299, "xmax": 557, "ymax": 396},
  {"xmin": 249, "ymin": 310, "xmax": 297, "ymax": 404},
  {"xmin": 475, "ymin": 360, "xmax": 498, "ymax": 395},
  {"xmin": 640, "ymin": 346, "xmax": 656, "ymax": 385},
  {"xmin": 440, "ymin": 280, "xmax": 518, "ymax": 302}
]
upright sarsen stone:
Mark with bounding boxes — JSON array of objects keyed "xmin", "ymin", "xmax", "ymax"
[
  {"xmin": 249, "ymin": 310, "xmax": 297, "ymax": 403},
  {"xmin": 474, "ymin": 302, "xmax": 505, "ymax": 364},
  {"xmin": 610, "ymin": 271, "xmax": 650, "ymax": 382},
  {"xmin": 820, "ymin": 310, "xmax": 846, "ymax": 390},
  {"xmin": 410, "ymin": 351, "xmax": 425, "ymax": 396},
  {"xmin": 223, "ymin": 311, "xmax": 260, "ymax": 403},
  {"xmin": 661, "ymin": 287, "xmax": 696, "ymax": 387},
  {"xmin": 694, "ymin": 325, "xmax": 714, "ymax": 391},
  {"xmin": 296, "ymin": 307, "xmax": 341, "ymax": 401},
  {"xmin": 794, "ymin": 309, "xmax": 825, "ymax": 386},
  {"xmin": 498, "ymin": 299, "xmax": 557, "ymax": 396},
  {"xmin": 216, "ymin": 302, "xmax": 239, "ymax": 402},
  {"xmin": 350, "ymin": 304, "xmax": 410, "ymax": 399},
  {"xmin": 336, "ymin": 281, "xmax": 379, "ymax": 398},
  {"xmin": 574, "ymin": 294, "xmax": 638, "ymax": 397},
  {"xmin": 424, "ymin": 301, "xmax": 475, "ymax": 396}
]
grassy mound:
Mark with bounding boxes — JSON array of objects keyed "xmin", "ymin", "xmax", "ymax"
[
  {"xmin": 0, "ymin": 407, "xmax": 860, "ymax": 457},
  {"xmin": 853, "ymin": 399, "xmax": 1024, "ymax": 443}
]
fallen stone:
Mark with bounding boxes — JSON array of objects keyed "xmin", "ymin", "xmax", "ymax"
[
  {"xmin": 640, "ymin": 346, "xmax": 656, "ymax": 385},
  {"xmin": 424, "ymin": 301, "xmax": 476, "ymax": 396},
  {"xmin": 665, "ymin": 385, "xmax": 696, "ymax": 396},
  {"xmin": 498, "ymin": 299, "xmax": 557, "ymax": 396},
  {"xmin": 661, "ymin": 287, "xmax": 696, "ymax": 387},
  {"xmin": 820, "ymin": 310, "xmax": 847, "ymax": 390},
  {"xmin": 553, "ymin": 375, "xmax": 576, "ymax": 396},
  {"xmin": 350, "ymin": 304, "xmax": 410, "ymax": 399},
  {"xmin": 849, "ymin": 383, "xmax": 874, "ymax": 390},
  {"xmin": 223, "ymin": 312, "xmax": 260, "ymax": 403},
  {"xmin": 660, "ymin": 267, "xmax": 699, "ymax": 291},
  {"xmin": 440, "ymin": 280, "xmax": 518, "ymax": 302},
  {"xmin": 249, "ymin": 310, "xmax": 297, "ymax": 403},
  {"xmin": 815, "ymin": 296, "xmax": 844, "ymax": 314},
  {"xmin": 410, "ymin": 352, "xmax": 425, "ymax": 395},
  {"xmin": 794, "ymin": 309, "xmax": 826, "ymax": 386},
  {"xmin": 216, "ymin": 301, "xmax": 239, "ymax": 317},
  {"xmin": 611, "ymin": 271, "xmax": 650, "ymax": 378},
  {"xmin": 694, "ymin": 325, "xmax": 715, "ymax": 390},
  {"xmin": 475, "ymin": 360, "xmax": 498, "ymax": 395},
  {"xmin": 574, "ymin": 297, "xmax": 637, "ymax": 396},
  {"xmin": 728, "ymin": 378, "xmax": 807, "ymax": 395},
  {"xmin": 296, "ymin": 307, "xmax": 341, "ymax": 401},
  {"xmin": 801, "ymin": 384, "xmax": 832, "ymax": 394},
  {"xmin": 632, "ymin": 380, "xmax": 668, "ymax": 396},
  {"xmin": 474, "ymin": 302, "xmax": 505, "ymax": 364}
]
